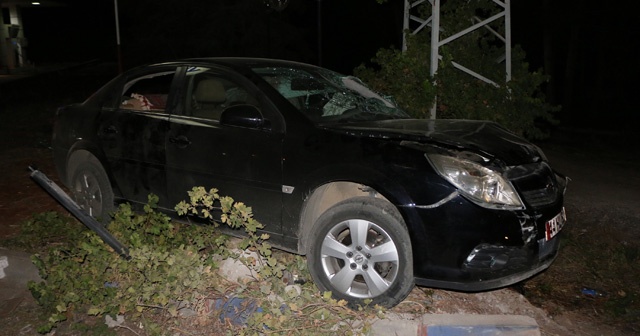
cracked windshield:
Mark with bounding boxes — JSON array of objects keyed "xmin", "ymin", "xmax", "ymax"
[{"xmin": 254, "ymin": 67, "xmax": 410, "ymax": 123}]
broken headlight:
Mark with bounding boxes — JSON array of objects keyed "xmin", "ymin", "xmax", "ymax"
[{"xmin": 426, "ymin": 154, "xmax": 524, "ymax": 210}]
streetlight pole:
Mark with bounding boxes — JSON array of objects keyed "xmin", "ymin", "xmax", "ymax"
[
  {"xmin": 317, "ymin": 0, "xmax": 322, "ymax": 66},
  {"xmin": 114, "ymin": 0, "xmax": 123, "ymax": 73}
]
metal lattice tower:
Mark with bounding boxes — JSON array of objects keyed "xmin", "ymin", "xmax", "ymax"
[{"xmin": 403, "ymin": 0, "xmax": 512, "ymax": 119}]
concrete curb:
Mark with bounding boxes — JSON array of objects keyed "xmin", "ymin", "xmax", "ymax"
[
  {"xmin": 371, "ymin": 313, "xmax": 540, "ymax": 336},
  {"xmin": 0, "ymin": 249, "xmax": 41, "ymax": 317}
]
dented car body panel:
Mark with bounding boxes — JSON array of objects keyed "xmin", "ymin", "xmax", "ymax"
[{"xmin": 52, "ymin": 58, "xmax": 567, "ymax": 293}]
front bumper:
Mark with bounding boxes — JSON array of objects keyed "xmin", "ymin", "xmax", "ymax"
[{"xmin": 414, "ymin": 235, "xmax": 560, "ymax": 291}]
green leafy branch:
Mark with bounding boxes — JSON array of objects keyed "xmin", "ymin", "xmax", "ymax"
[
  {"xmin": 176, "ymin": 186, "xmax": 284, "ymax": 279},
  {"xmin": 24, "ymin": 189, "xmax": 382, "ymax": 334}
]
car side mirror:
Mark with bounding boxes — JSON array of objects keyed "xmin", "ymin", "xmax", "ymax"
[{"xmin": 220, "ymin": 104, "xmax": 266, "ymax": 129}]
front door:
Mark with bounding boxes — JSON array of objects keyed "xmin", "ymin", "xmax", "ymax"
[{"xmin": 165, "ymin": 67, "xmax": 284, "ymax": 235}]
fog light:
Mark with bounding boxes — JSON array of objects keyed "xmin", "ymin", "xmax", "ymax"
[{"xmin": 464, "ymin": 244, "xmax": 510, "ymax": 270}]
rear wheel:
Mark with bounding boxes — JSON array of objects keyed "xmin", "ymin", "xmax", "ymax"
[
  {"xmin": 68, "ymin": 152, "xmax": 114, "ymax": 225},
  {"xmin": 308, "ymin": 197, "xmax": 414, "ymax": 308}
]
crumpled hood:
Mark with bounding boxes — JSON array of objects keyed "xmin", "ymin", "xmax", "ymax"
[{"xmin": 322, "ymin": 119, "xmax": 544, "ymax": 165}]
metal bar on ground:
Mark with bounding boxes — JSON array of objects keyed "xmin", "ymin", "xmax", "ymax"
[{"xmin": 29, "ymin": 167, "xmax": 130, "ymax": 259}]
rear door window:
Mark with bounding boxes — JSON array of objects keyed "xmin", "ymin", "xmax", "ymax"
[{"xmin": 121, "ymin": 71, "xmax": 175, "ymax": 112}]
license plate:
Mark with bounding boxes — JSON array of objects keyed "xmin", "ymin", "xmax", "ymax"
[{"xmin": 545, "ymin": 207, "xmax": 566, "ymax": 241}]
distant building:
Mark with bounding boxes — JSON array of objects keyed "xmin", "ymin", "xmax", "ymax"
[
  {"xmin": 0, "ymin": 0, "xmax": 57, "ymax": 73},
  {"xmin": 0, "ymin": 0, "xmax": 29, "ymax": 73}
]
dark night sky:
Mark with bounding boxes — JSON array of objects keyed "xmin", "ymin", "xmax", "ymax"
[
  {"xmin": 16, "ymin": 0, "xmax": 640, "ymax": 130},
  {"xmin": 19, "ymin": 0, "xmax": 514, "ymax": 71}
]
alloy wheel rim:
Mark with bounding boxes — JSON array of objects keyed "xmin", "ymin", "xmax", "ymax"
[
  {"xmin": 73, "ymin": 172, "xmax": 103, "ymax": 217},
  {"xmin": 319, "ymin": 219, "xmax": 399, "ymax": 299}
]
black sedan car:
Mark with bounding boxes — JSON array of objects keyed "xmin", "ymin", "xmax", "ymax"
[{"xmin": 52, "ymin": 58, "xmax": 567, "ymax": 308}]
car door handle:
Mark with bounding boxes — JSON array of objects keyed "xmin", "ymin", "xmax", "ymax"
[
  {"xmin": 103, "ymin": 125, "xmax": 118, "ymax": 134},
  {"xmin": 169, "ymin": 135, "xmax": 192, "ymax": 147}
]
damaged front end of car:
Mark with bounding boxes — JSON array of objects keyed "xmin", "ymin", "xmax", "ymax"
[{"xmin": 400, "ymin": 140, "xmax": 568, "ymax": 291}]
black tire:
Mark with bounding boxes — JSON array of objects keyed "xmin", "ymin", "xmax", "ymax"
[
  {"xmin": 67, "ymin": 152, "xmax": 114, "ymax": 225},
  {"xmin": 307, "ymin": 197, "xmax": 414, "ymax": 308}
]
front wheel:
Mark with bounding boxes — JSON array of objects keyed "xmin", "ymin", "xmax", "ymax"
[{"xmin": 307, "ymin": 197, "xmax": 414, "ymax": 308}]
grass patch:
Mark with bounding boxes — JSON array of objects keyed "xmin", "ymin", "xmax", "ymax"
[{"xmin": 524, "ymin": 206, "xmax": 640, "ymax": 332}]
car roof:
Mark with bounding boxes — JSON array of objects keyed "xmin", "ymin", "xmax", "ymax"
[{"xmin": 150, "ymin": 57, "xmax": 324, "ymax": 73}]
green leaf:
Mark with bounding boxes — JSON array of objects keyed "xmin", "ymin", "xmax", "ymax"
[
  {"xmin": 87, "ymin": 306, "xmax": 102, "ymax": 315},
  {"xmin": 260, "ymin": 283, "xmax": 272, "ymax": 295}
]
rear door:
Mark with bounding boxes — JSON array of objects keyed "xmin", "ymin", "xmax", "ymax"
[
  {"xmin": 97, "ymin": 67, "xmax": 179, "ymax": 209},
  {"xmin": 165, "ymin": 66, "xmax": 285, "ymax": 234}
]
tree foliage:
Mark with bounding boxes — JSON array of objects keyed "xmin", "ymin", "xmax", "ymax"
[{"xmin": 356, "ymin": 0, "xmax": 558, "ymax": 139}]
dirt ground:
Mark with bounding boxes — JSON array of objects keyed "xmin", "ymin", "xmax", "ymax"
[{"xmin": 1, "ymin": 68, "xmax": 638, "ymax": 335}]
